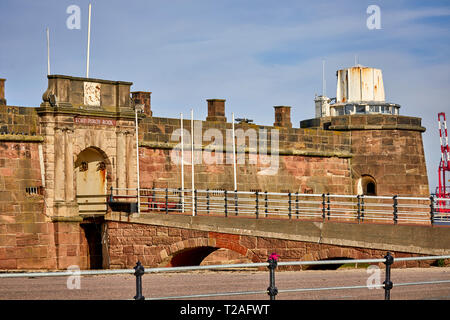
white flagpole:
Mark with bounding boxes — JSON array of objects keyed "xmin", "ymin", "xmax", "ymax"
[
  {"xmin": 180, "ymin": 113, "xmax": 185, "ymax": 213},
  {"xmin": 46, "ymin": 28, "xmax": 50, "ymax": 75},
  {"xmin": 86, "ymin": 3, "xmax": 92, "ymax": 78},
  {"xmin": 191, "ymin": 109, "xmax": 195, "ymax": 216},
  {"xmin": 232, "ymin": 112, "xmax": 237, "ymax": 191}
]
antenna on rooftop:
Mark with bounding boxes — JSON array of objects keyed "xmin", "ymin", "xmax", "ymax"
[
  {"xmin": 46, "ymin": 27, "xmax": 50, "ymax": 75},
  {"xmin": 86, "ymin": 3, "xmax": 92, "ymax": 78}
]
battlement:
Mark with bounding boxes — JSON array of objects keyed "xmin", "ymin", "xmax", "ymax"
[{"xmin": 300, "ymin": 114, "xmax": 426, "ymax": 132}]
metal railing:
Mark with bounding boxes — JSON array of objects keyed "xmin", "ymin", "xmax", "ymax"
[
  {"xmin": 1, "ymin": 253, "xmax": 449, "ymax": 300},
  {"xmin": 108, "ymin": 187, "xmax": 450, "ymax": 225}
]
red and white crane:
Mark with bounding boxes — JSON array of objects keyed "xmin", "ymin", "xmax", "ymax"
[{"xmin": 437, "ymin": 112, "xmax": 450, "ymax": 212}]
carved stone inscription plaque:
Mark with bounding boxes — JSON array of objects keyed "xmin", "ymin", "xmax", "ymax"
[{"xmin": 84, "ymin": 82, "xmax": 101, "ymax": 106}]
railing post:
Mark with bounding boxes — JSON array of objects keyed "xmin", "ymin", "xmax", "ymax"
[
  {"xmin": 165, "ymin": 188, "xmax": 169, "ymax": 214},
  {"xmin": 133, "ymin": 260, "xmax": 145, "ymax": 300},
  {"xmin": 136, "ymin": 187, "xmax": 139, "ymax": 212},
  {"xmin": 288, "ymin": 192, "xmax": 292, "ymax": 220},
  {"xmin": 151, "ymin": 189, "xmax": 155, "ymax": 210},
  {"xmin": 265, "ymin": 191, "xmax": 268, "ymax": 218},
  {"xmin": 357, "ymin": 195, "xmax": 361, "ymax": 223},
  {"xmin": 206, "ymin": 189, "xmax": 210, "ymax": 215},
  {"xmin": 327, "ymin": 193, "xmax": 331, "ymax": 220},
  {"xmin": 393, "ymin": 195, "xmax": 398, "ymax": 225},
  {"xmin": 430, "ymin": 195, "xmax": 435, "ymax": 226},
  {"xmin": 224, "ymin": 190, "xmax": 228, "ymax": 217},
  {"xmin": 234, "ymin": 191, "xmax": 238, "ymax": 216},
  {"xmin": 194, "ymin": 189, "xmax": 198, "ymax": 216},
  {"xmin": 322, "ymin": 193, "xmax": 326, "ymax": 221},
  {"xmin": 178, "ymin": 187, "xmax": 182, "ymax": 212},
  {"xmin": 361, "ymin": 195, "xmax": 365, "ymax": 222},
  {"xmin": 383, "ymin": 252, "xmax": 394, "ymax": 300},
  {"xmin": 295, "ymin": 192, "xmax": 299, "ymax": 219},
  {"xmin": 267, "ymin": 253, "xmax": 279, "ymax": 300},
  {"xmin": 255, "ymin": 191, "xmax": 259, "ymax": 219}
]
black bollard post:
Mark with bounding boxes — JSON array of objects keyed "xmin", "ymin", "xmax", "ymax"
[
  {"xmin": 134, "ymin": 261, "xmax": 145, "ymax": 300},
  {"xmin": 267, "ymin": 253, "xmax": 279, "ymax": 300},
  {"xmin": 430, "ymin": 195, "xmax": 435, "ymax": 226},
  {"xmin": 383, "ymin": 252, "xmax": 394, "ymax": 300},
  {"xmin": 255, "ymin": 191, "xmax": 259, "ymax": 219},
  {"xmin": 322, "ymin": 193, "xmax": 326, "ymax": 221},
  {"xmin": 393, "ymin": 195, "xmax": 398, "ymax": 225}
]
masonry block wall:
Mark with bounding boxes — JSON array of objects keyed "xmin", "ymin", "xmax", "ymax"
[
  {"xmin": 0, "ymin": 106, "xmax": 91, "ymax": 270},
  {"xmin": 138, "ymin": 117, "xmax": 353, "ymax": 194},
  {"xmin": 106, "ymin": 221, "xmax": 437, "ymax": 269},
  {"xmin": 0, "ymin": 140, "xmax": 52, "ymax": 269},
  {"xmin": 328, "ymin": 115, "xmax": 429, "ymax": 196}
]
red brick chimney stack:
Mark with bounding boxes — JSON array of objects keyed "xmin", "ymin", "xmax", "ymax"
[
  {"xmin": 206, "ymin": 99, "xmax": 227, "ymax": 122},
  {"xmin": 131, "ymin": 91, "xmax": 152, "ymax": 116},
  {"xmin": 273, "ymin": 106, "xmax": 292, "ymax": 128},
  {"xmin": 0, "ymin": 79, "xmax": 6, "ymax": 105}
]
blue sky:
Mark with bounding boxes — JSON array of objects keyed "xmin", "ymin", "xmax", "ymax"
[{"xmin": 1, "ymin": 0, "xmax": 449, "ymax": 193}]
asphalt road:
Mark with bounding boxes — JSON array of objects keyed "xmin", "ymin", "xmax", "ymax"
[{"xmin": 0, "ymin": 266, "xmax": 449, "ymax": 300}]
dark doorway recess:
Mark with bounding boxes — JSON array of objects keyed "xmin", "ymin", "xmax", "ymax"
[{"xmin": 81, "ymin": 222, "xmax": 103, "ymax": 269}]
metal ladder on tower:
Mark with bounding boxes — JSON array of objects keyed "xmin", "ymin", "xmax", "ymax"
[{"xmin": 437, "ymin": 112, "xmax": 450, "ymax": 214}]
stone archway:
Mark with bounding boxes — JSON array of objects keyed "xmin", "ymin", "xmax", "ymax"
[
  {"xmin": 75, "ymin": 147, "xmax": 111, "ymax": 215},
  {"xmin": 356, "ymin": 175, "xmax": 377, "ymax": 196},
  {"xmin": 157, "ymin": 238, "xmax": 256, "ymax": 267}
]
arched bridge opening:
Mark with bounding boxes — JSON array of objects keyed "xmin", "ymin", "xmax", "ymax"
[
  {"xmin": 168, "ymin": 246, "xmax": 219, "ymax": 267},
  {"xmin": 166, "ymin": 246, "xmax": 253, "ymax": 268}
]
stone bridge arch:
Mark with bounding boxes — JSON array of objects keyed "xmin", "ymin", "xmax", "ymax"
[{"xmin": 157, "ymin": 237, "xmax": 259, "ymax": 267}]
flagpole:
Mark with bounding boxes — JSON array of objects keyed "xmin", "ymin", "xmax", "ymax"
[
  {"xmin": 191, "ymin": 109, "xmax": 195, "ymax": 216},
  {"xmin": 232, "ymin": 112, "xmax": 237, "ymax": 191},
  {"xmin": 86, "ymin": 3, "xmax": 92, "ymax": 78},
  {"xmin": 46, "ymin": 28, "xmax": 50, "ymax": 75},
  {"xmin": 180, "ymin": 113, "xmax": 185, "ymax": 213}
]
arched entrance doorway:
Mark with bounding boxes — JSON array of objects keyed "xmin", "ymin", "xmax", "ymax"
[
  {"xmin": 356, "ymin": 175, "xmax": 377, "ymax": 196},
  {"xmin": 75, "ymin": 147, "xmax": 111, "ymax": 269},
  {"xmin": 75, "ymin": 147, "xmax": 110, "ymax": 215}
]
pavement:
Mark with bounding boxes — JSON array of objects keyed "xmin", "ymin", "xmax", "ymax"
[{"xmin": 0, "ymin": 266, "xmax": 449, "ymax": 300}]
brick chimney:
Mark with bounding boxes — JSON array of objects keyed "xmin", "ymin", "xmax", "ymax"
[
  {"xmin": 273, "ymin": 106, "xmax": 292, "ymax": 128},
  {"xmin": 131, "ymin": 91, "xmax": 152, "ymax": 116},
  {"xmin": 0, "ymin": 78, "xmax": 6, "ymax": 105},
  {"xmin": 206, "ymin": 99, "xmax": 226, "ymax": 122}
]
